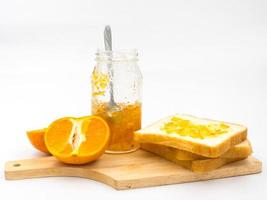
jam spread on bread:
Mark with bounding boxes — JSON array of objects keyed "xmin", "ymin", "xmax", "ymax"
[{"xmin": 161, "ymin": 116, "xmax": 229, "ymax": 139}]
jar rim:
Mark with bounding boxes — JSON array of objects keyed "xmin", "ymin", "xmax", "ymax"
[{"xmin": 95, "ymin": 49, "xmax": 138, "ymax": 62}]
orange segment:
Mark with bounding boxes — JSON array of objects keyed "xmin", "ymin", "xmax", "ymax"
[
  {"xmin": 79, "ymin": 117, "xmax": 110, "ymax": 156},
  {"xmin": 45, "ymin": 116, "xmax": 110, "ymax": 164},
  {"xmin": 45, "ymin": 118, "xmax": 74, "ymax": 156},
  {"xmin": 26, "ymin": 128, "xmax": 50, "ymax": 154}
]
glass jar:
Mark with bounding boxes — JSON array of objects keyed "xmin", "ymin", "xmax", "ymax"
[{"xmin": 91, "ymin": 49, "xmax": 142, "ymax": 154}]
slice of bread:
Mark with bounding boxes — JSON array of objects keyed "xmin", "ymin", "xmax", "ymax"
[
  {"xmin": 135, "ymin": 114, "xmax": 247, "ymax": 158},
  {"xmin": 141, "ymin": 139, "xmax": 252, "ymax": 160},
  {"xmin": 142, "ymin": 143, "xmax": 203, "ymax": 160},
  {"xmin": 142, "ymin": 140, "xmax": 252, "ymax": 172}
]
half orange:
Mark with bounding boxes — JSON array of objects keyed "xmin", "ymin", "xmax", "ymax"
[
  {"xmin": 45, "ymin": 116, "xmax": 110, "ymax": 164},
  {"xmin": 27, "ymin": 128, "xmax": 50, "ymax": 154}
]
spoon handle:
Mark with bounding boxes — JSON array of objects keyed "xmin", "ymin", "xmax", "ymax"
[
  {"xmin": 104, "ymin": 25, "xmax": 117, "ymax": 108},
  {"xmin": 104, "ymin": 26, "xmax": 112, "ymax": 51}
]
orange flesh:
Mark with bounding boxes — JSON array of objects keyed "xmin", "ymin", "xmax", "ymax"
[
  {"xmin": 27, "ymin": 129, "xmax": 49, "ymax": 154},
  {"xmin": 79, "ymin": 118, "xmax": 110, "ymax": 155},
  {"xmin": 45, "ymin": 118, "xmax": 73, "ymax": 156},
  {"xmin": 92, "ymin": 102, "xmax": 141, "ymax": 152},
  {"xmin": 45, "ymin": 116, "xmax": 110, "ymax": 164}
]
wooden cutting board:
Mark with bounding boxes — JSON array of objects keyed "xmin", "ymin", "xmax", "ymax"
[{"xmin": 5, "ymin": 150, "xmax": 262, "ymax": 190}]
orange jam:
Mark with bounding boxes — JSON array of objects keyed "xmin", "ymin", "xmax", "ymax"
[
  {"xmin": 161, "ymin": 116, "xmax": 229, "ymax": 139},
  {"xmin": 91, "ymin": 70, "xmax": 109, "ymax": 97},
  {"xmin": 92, "ymin": 102, "xmax": 141, "ymax": 153}
]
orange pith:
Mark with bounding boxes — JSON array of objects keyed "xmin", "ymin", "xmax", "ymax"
[
  {"xmin": 27, "ymin": 128, "xmax": 50, "ymax": 154},
  {"xmin": 44, "ymin": 116, "xmax": 110, "ymax": 164}
]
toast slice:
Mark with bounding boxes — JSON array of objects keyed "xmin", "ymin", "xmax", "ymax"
[
  {"xmin": 141, "ymin": 139, "xmax": 252, "ymax": 160},
  {"xmin": 142, "ymin": 140, "xmax": 252, "ymax": 172},
  {"xmin": 135, "ymin": 114, "xmax": 247, "ymax": 158}
]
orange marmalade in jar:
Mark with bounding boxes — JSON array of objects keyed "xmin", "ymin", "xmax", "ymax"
[{"xmin": 91, "ymin": 50, "xmax": 142, "ymax": 153}]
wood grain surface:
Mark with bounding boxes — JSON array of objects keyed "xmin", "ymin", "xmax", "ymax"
[{"xmin": 5, "ymin": 150, "xmax": 262, "ymax": 190}]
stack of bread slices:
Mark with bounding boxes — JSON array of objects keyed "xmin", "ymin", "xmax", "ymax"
[{"xmin": 134, "ymin": 114, "xmax": 252, "ymax": 172}]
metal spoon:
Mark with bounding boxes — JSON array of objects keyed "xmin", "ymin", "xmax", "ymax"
[{"xmin": 104, "ymin": 25, "xmax": 120, "ymax": 113}]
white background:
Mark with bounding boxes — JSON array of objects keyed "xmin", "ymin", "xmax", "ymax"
[{"xmin": 0, "ymin": 0, "xmax": 266, "ymax": 199}]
